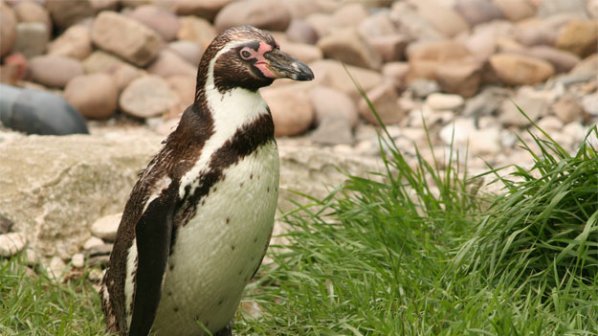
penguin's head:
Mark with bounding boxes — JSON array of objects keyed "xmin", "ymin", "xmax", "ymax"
[{"xmin": 197, "ymin": 25, "xmax": 314, "ymax": 93}]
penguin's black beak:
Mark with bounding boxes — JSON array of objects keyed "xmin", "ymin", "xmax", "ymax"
[{"xmin": 263, "ymin": 49, "xmax": 314, "ymax": 81}]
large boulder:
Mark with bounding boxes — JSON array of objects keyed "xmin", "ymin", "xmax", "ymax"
[{"xmin": 0, "ymin": 131, "xmax": 379, "ymax": 259}]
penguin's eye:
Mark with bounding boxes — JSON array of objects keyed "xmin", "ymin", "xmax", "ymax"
[{"xmin": 240, "ymin": 48, "xmax": 253, "ymax": 60}]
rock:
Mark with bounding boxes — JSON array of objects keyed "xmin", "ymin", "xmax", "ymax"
[
  {"xmin": 426, "ymin": 93, "xmax": 464, "ymax": 111},
  {"xmin": 581, "ymin": 94, "xmax": 598, "ymax": 116},
  {"xmin": 14, "ymin": 22, "xmax": 48, "ymax": 59},
  {"xmin": 83, "ymin": 237, "xmax": 104, "ymax": 250},
  {"xmin": 513, "ymin": 16, "xmax": 571, "ymax": 47},
  {"xmin": 358, "ymin": 81, "xmax": 403, "ymax": 125},
  {"xmin": 91, "ymin": 11, "xmax": 162, "ymax": 67},
  {"xmin": 464, "ymin": 21, "xmax": 513, "ymax": 62},
  {"xmin": 439, "ymin": 117, "xmax": 475, "ymax": 146},
  {"xmin": 48, "ymin": 24, "xmax": 92, "ymax": 60},
  {"xmin": 382, "ymin": 62, "xmax": 409, "ymax": 91},
  {"xmin": 489, "ymin": 53, "xmax": 555, "ymax": 86},
  {"xmin": 177, "ymin": 16, "xmax": 217, "ymax": 49},
  {"xmin": 317, "ymin": 28, "xmax": 382, "ymax": 70},
  {"xmin": 91, "ymin": 0, "xmax": 119, "ymax": 11},
  {"xmin": 214, "ymin": 0, "xmax": 291, "ymax": 32},
  {"xmin": 469, "ymin": 127, "xmax": 501, "ymax": 154},
  {"xmin": 389, "ymin": 2, "xmax": 444, "ymax": 41},
  {"xmin": 412, "ymin": 0, "xmax": 470, "ymax": 37},
  {"xmin": 0, "ymin": 214, "xmax": 14, "ymax": 234},
  {"xmin": 463, "ymin": 86, "xmax": 510, "ymax": 118},
  {"xmin": 147, "ymin": 49, "xmax": 197, "ymax": 78},
  {"xmin": 128, "ymin": 5, "xmax": 180, "ymax": 42},
  {"xmin": 407, "ymin": 40, "xmax": 472, "ymax": 81},
  {"xmin": 358, "ymin": 11, "xmax": 397, "ymax": 38},
  {"xmin": 261, "ymin": 86, "xmax": 315, "ymax": 137},
  {"xmin": 408, "ymin": 78, "xmax": 440, "ymax": 98},
  {"xmin": 435, "ymin": 61, "xmax": 482, "ymax": 98},
  {"xmin": 13, "ymin": 0, "xmax": 51, "ymax": 33},
  {"xmin": 166, "ymin": 75, "xmax": 196, "ymax": 113},
  {"xmin": 90, "ymin": 213, "xmax": 121, "ymax": 241},
  {"xmin": 499, "ymin": 87, "xmax": 552, "ymax": 127},
  {"xmin": 286, "ymin": 19, "xmax": 319, "ymax": 44},
  {"xmin": 455, "ymin": 0, "xmax": 504, "ymax": 25},
  {"xmin": 83, "ymin": 51, "xmax": 144, "ymax": 92},
  {"xmin": 492, "ymin": 0, "xmax": 536, "ymax": 22},
  {"xmin": 309, "ymin": 85, "xmax": 358, "ymax": 126},
  {"xmin": 29, "ymin": 55, "xmax": 83, "ymax": 88},
  {"xmin": 536, "ymin": 116, "xmax": 564, "ymax": 131},
  {"xmin": 310, "ymin": 116, "xmax": 354, "ymax": 145},
  {"xmin": 555, "ymin": 20, "xmax": 598, "ymax": 57},
  {"xmin": 309, "ymin": 60, "xmax": 382, "ymax": 99},
  {"xmin": 517, "ymin": 46, "xmax": 580, "ymax": 73},
  {"xmin": 368, "ymin": 35, "xmax": 408, "ymax": 63},
  {"xmin": 168, "ymin": 40, "xmax": 203, "ymax": 66},
  {"xmin": 64, "ymin": 73, "xmax": 117, "ymax": 120},
  {"xmin": 278, "ymin": 41, "xmax": 322, "ymax": 64},
  {"xmin": 45, "ymin": 256, "xmax": 66, "ymax": 281},
  {"xmin": 0, "ymin": 1, "xmax": 17, "ymax": 57},
  {"xmin": 303, "ymin": 13, "xmax": 333, "ymax": 38},
  {"xmin": 330, "ymin": 3, "xmax": 369, "ymax": 28},
  {"xmin": 552, "ymin": 94, "xmax": 583, "ymax": 123},
  {"xmin": 0, "ymin": 232, "xmax": 27, "ymax": 257},
  {"xmin": 120, "ymin": 75, "xmax": 179, "ymax": 118},
  {"xmin": 173, "ymin": 0, "xmax": 233, "ymax": 21},
  {"xmin": 46, "ymin": 0, "xmax": 94, "ymax": 30},
  {"xmin": 537, "ymin": 0, "xmax": 588, "ymax": 18},
  {"xmin": 283, "ymin": 0, "xmax": 340, "ymax": 19},
  {"xmin": 71, "ymin": 253, "xmax": 85, "ymax": 268}
]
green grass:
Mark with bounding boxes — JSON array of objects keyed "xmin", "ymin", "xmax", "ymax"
[{"xmin": 1, "ymin": 121, "xmax": 597, "ymax": 335}]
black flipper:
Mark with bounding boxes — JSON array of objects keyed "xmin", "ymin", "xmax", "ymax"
[{"xmin": 128, "ymin": 183, "xmax": 179, "ymax": 336}]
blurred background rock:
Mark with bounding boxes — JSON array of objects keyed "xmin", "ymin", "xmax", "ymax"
[{"xmin": 0, "ymin": 0, "xmax": 596, "ymax": 168}]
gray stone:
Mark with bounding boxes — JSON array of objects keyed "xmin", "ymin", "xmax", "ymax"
[
  {"xmin": 500, "ymin": 87, "xmax": 554, "ymax": 127},
  {"xmin": 119, "ymin": 75, "xmax": 180, "ymax": 118},
  {"xmin": 71, "ymin": 253, "xmax": 85, "ymax": 268},
  {"xmin": 426, "ymin": 93, "xmax": 464, "ymax": 111},
  {"xmin": 552, "ymin": 94, "xmax": 583, "ymax": 123},
  {"xmin": 90, "ymin": 213, "xmax": 121, "ymax": 241},
  {"xmin": 407, "ymin": 79, "xmax": 440, "ymax": 98},
  {"xmin": 581, "ymin": 94, "xmax": 598, "ymax": 116},
  {"xmin": 83, "ymin": 237, "xmax": 104, "ymax": 250},
  {"xmin": 317, "ymin": 28, "xmax": 382, "ymax": 70},
  {"xmin": 0, "ymin": 232, "xmax": 27, "ymax": 257}
]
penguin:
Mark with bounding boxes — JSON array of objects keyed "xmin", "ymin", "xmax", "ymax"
[{"xmin": 100, "ymin": 25, "xmax": 314, "ymax": 336}]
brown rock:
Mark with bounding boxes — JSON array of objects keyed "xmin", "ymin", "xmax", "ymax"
[
  {"xmin": 283, "ymin": 0, "xmax": 340, "ymax": 19},
  {"xmin": 83, "ymin": 51, "xmax": 144, "ymax": 92},
  {"xmin": 286, "ymin": 19, "xmax": 319, "ymax": 45},
  {"xmin": 29, "ymin": 55, "xmax": 83, "ymax": 88},
  {"xmin": 368, "ymin": 34, "xmax": 408, "ymax": 62},
  {"xmin": 278, "ymin": 41, "xmax": 322, "ymax": 64},
  {"xmin": 517, "ymin": 46, "xmax": 580, "ymax": 73},
  {"xmin": 91, "ymin": 11, "xmax": 162, "ymax": 67},
  {"xmin": 556, "ymin": 20, "xmax": 598, "ymax": 57},
  {"xmin": 358, "ymin": 12, "xmax": 398, "ymax": 38},
  {"xmin": 147, "ymin": 49, "xmax": 196, "ymax": 78},
  {"xmin": 168, "ymin": 40, "xmax": 203, "ymax": 66},
  {"xmin": 90, "ymin": 0, "xmax": 119, "ymax": 12},
  {"xmin": 14, "ymin": 22, "xmax": 48, "ymax": 58},
  {"xmin": 330, "ymin": 3, "xmax": 369, "ymax": 28},
  {"xmin": 166, "ymin": 75, "xmax": 196, "ymax": 113},
  {"xmin": 455, "ymin": 0, "xmax": 504, "ymax": 25},
  {"xmin": 413, "ymin": 0, "xmax": 470, "ymax": 37},
  {"xmin": 492, "ymin": 0, "xmax": 536, "ymax": 22},
  {"xmin": 382, "ymin": 62, "xmax": 409, "ymax": 91},
  {"xmin": 64, "ymin": 73, "xmax": 117, "ymax": 119},
  {"xmin": 552, "ymin": 94, "xmax": 583, "ymax": 124},
  {"xmin": 46, "ymin": 0, "xmax": 94, "ymax": 29},
  {"xmin": 177, "ymin": 16, "xmax": 217, "ymax": 50},
  {"xmin": 304, "ymin": 13, "xmax": 333, "ymax": 38},
  {"xmin": 48, "ymin": 24, "xmax": 91, "ymax": 60},
  {"xmin": 120, "ymin": 75, "xmax": 179, "ymax": 118},
  {"xmin": 407, "ymin": 40, "xmax": 472, "ymax": 81},
  {"xmin": 14, "ymin": 0, "xmax": 51, "ymax": 33},
  {"xmin": 358, "ymin": 81, "xmax": 404, "ymax": 125},
  {"xmin": 309, "ymin": 59, "xmax": 383, "ymax": 98},
  {"xmin": 390, "ymin": 2, "xmax": 444, "ymax": 41},
  {"xmin": 317, "ymin": 28, "xmax": 382, "ymax": 70},
  {"xmin": 514, "ymin": 18, "xmax": 560, "ymax": 47},
  {"xmin": 128, "ymin": 5, "xmax": 180, "ymax": 42},
  {"xmin": 435, "ymin": 61, "xmax": 482, "ymax": 98},
  {"xmin": 489, "ymin": 53, "xmax": 555, "ymax": 86},
  {"xmin": 173, "ymin": 0, "xmax": 233, "ymax": 21},
  {"xmin": 261, "ymin": 86, "xmax": 315, "ymax": 137},
  {"xmin": 464, "ymin": 21, "xmax": 513, "ymax": 62},
  {"xmin": 214, "ymin": 0, "xmax": 291, "ymax": 33},
  {"xmin": 0, "ymin": 2, "xmax": 17, "ymax": 57},
  {"xmin": 309, "ymin": 86, "xmax": 357, "ymax": 145},
  {"xmin": 499, "ymin": 87, "xmax": 553, "ymax": 126}
]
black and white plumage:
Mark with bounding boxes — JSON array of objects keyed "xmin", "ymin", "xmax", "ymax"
[{"xmin": 100, "ymin": 25, "xmax": 314, "ymax": 336}]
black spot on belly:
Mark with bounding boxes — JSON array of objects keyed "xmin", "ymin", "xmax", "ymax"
[
  {"xmin": 231, "ymin": 245, "xmax": 236, "ymax": 251},
  {"xmin": 266, "ymin": 187, "xmax": 270, "ymax": 193},
  {"xmin": 240, "ymin": 182, "xmax": 244, "ymax": 188},
  {"xmin": 167, "ymin": 290, "xmax": 173, "ymax": 296},
  {"xmin": 169, "ymin": 263, "xmax": 174, "ymax": 271},
  {"xmin": 226, "ymin": 217, "xmax": 230, "ymax": 224},
  {"xmin": 250, "ymin": 173, "xmax": 253, "ymax": 179},
  {"xmin": 218, "ymin": 298, "xmax": 224, "ymax": 306},
  {"xmin": 253, "ymin": 237, "xmax": 258, "ymax": 243},
  {"xmin": 174, "ymin": 306, "xmax": 179, "ymax": 313}
]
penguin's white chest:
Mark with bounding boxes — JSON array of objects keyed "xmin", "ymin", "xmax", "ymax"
[{"xmin": 151, "ymin": 141, "xmax": 279, "ymax": 335}]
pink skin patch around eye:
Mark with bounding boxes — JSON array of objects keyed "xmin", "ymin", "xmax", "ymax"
[{"xmin": 252, "ymin": 42, "xmax": 276, "ymax": 79}]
